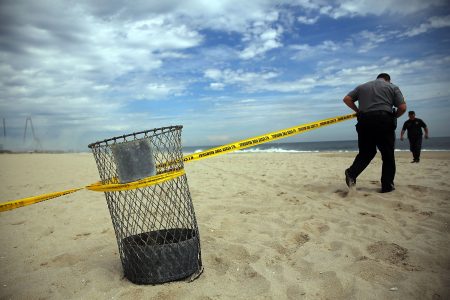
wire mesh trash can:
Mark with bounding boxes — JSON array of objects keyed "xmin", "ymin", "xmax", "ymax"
[{"xmin": 88, "ymin": 126, "xmax": 202, "ymax": 284}]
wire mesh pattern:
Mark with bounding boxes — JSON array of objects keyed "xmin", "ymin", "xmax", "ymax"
[{"xmin": 88, "ymin": 126, "xmax": 202, "ymax": 284}]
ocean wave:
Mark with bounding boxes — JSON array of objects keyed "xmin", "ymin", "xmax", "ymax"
[
  {"xmin": 183, "ymin": 148, "xmax": 450, "ymax": 155},
  {"xmin": 183, "ymin": 147, "xmax": 320, "ymax": 154},
  {"xmin": 236, "ymin": 148, "xmax": 319, "ymax": 153},
  {"xmin": 394, "ymin": 149, "xmax": 449, "ymax": 152}
]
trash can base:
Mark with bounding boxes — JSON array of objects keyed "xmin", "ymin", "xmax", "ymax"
[{"xmin": 122, "ymin": 228, "xmax": 201, "ymax": 284}]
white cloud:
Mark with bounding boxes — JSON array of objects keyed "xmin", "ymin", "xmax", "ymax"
[
  {"xmin": 240, "ymin": 99, "xmax": 257, "ymax": 103},
  {"xmin": 203, "ymin": 55, "xmax": 450, "ymax": 97},
  {"xmin": 141, "ymin": 82, "xmax": 185, "ymax": 99},
  {"xmin": 209, "ymin": 82, "xmax": 225, "ymax": 90},
  {"xmin": 79, "ymin": 0, "xmax": 282, "ymax": 34},
  {"xmin": 258, "ymin": 77, "xmax": 319, "ymax": 92},
  {"xmin": 355, "ymin": 30, "xmax": 389, "ymax": 53},
  {"xmin": 291, "ymin": 40, "xmax": 341, "ymax": 60},
  {"xmin": 1, "ymin": 1, "xmax": 449, "ymax": 149},
  {"xmin": 0, "ymin": 2, "xmax": 202, "ymax": 127},
  {"xmin": 239, "ymin": 17, "xmax": 284, "ymax": 60},
  {"xmin": 402, "ymin": 15, "xmax": 450, "ymax": 37},
  {"xmin": 204, "ymin": 69, "xmax": 222, "ymax": 80},
  {"xmin": 291, "ymin": 28, "xmax": 402, "ymax": 57},
  {"xmin": 321, "ymin": 0, "xmax": 448, "ymax": 18},
  {"xmin": 297, "ymin": 15, "xmax": 319, "ymax": 24},
  {"xmin": 204, "ymin": 68, "xmax": 279, "ymax": 90}
]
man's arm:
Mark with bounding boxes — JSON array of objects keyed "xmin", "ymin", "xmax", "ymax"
[
  {"xmin": 395, "ymin": 103, "xmax": 407, "ymax": 118},
  {"xmin": 400, "ymin": 129, "xmax": 406, "ymax": 141},
  {"xmin": 420, "ymin": 119, "xmax": 429, "ymax": 139},
  {"xmin": 343, "ymin": 96, "xmax": 359, "ymax": 113},
  {"xmin": 400, "ymin": 117, "xmax": 408, "ymax": 141}
]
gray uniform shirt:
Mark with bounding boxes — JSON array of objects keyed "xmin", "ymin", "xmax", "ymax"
[{"xmin": 347, "ymin": 78, "xmax": 405, "ymax": 113}]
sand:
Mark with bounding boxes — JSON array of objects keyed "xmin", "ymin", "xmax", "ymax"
[{"xmin": 0, "ymin": 151, "xmax": 449, "ymax": 299}]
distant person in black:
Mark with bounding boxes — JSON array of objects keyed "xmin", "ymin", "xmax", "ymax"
[
  {"xmin": 400, "ymin": 111, "xmax": 429, "ymax": 163},
  {"xmin": 343, "ymin": 73, "xmax": 407, "ymax": 193}
]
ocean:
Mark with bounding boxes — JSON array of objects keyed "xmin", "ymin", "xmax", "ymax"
[{"xmin": 183, "ymin": 136, "xmax": 450, "ymax": 154}]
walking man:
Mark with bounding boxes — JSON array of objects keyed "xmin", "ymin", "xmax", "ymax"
[
  {"xmin": 400, "ymin": 111, "xmax": 429, "ymax": 163},
  {"xmin": 343, "ymin": 73, "xmax": 407, "ymax": 193}
]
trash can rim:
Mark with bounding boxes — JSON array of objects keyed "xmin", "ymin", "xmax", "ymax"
[{"xmin": 88, "ymin": 125, "xmax": 183, "ymax": 149}]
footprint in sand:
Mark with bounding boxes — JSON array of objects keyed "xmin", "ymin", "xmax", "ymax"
[
  {"xmin": 302, "ymin": 221, "xmax": 330, "ymax": 236},
  {"xmin": 418, "ymin": 211, "xmax": 433, "ymax": 217},
  {"xmin": 359, "ymin": 212, "xmax": 385, "ymax": 220},
  {"xmin": 333, "ymin": 189, "xmax": 349, "ymax": 198},
  {"xmin": 209, "ymin": 255, "xmax": 229, "ymax": 276},
  {"xmin": 407, "ymin": 184, "xmax": 428, "ymax": 193},
  {"xmin": 350, "ymin": 258, "xmax": 406, "ymax": 285},
  {"xmin": 415, "ymin": 211, "xmax": 434, "ymax": 221},
  {"xmin": 286, "ymin": 285, "xmax": 305, "ymax": 299},
  {"xmin": 286, "ymin": 231, "xmax": 310, "ymax": 247},
  {"xmin": 235, "ymin": 191, "xmax": 248, "ymax": 197},
  {"xmin": 208, "ymin": 244, "xmax": 260, "ymax": 276},
  {"xmin": 74, "ymin": 232, "xmax": 91, "ymax": 240},
  {"xmin": 367, "ymin": 241, "xmax": 423, "ymax": 271},
  {"xmin": 239, "ymin": 209, "xmax": 255, "ymax": 215},
  {"xmin": 11, "ymin": 220, "xmax": 26, "ymax": 225},
  {"xmin": 41, "ymin": 226, "xmax": 54, "ymax": 237},
  {"xmin": 48, "ymin": 253, "xmax": 81, "ymax": 267},
  {"xmin": 393, "ymin": 202, "xmax": 418, "ymax": 213},
  {"xmin": 367, "ymin": 241, "xmax": 408, "ymax": 265}
]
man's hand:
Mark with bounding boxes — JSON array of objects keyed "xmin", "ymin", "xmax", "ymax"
[
  {"xmin": 425, "ymin": 134, "xmax": 429, "ymax": 139},
  {"xmin": 400, "ymin": 136, "xmax": 404, "ymax": 141}
]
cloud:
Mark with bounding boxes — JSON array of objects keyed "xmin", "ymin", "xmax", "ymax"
[
  {"xmin": 291, "ymin": 40, "xmax": 341, "ymax": 60},
  {"xmin": 0, "ymin": 1, "xmax": 203, "ymax": 133},
  {"xmin": 79, "ymin": 0, "xmax": 283, "ymax": 34},
  {"xmin": 353, "ymin": 30, "xmax": 392, "ymax": 53},
  {"xmin": 291, "ymin": 28, "xmax": 401, "ymax": 57},
  {"xmin": 297, "ymin": 15, "xmax": 319, "ymax": 24},
  {"xmin": 1, "ymin": 1, "xmax": 449, "ymax": 149},
  {"xmin": 209, "ymin": 82, "xmax": 225, "ymax": 90},
  {"xmin": 0, "ymin": 2, "xmax": 203, "ymax": 96},
  {"xmin": 402, "ymin": 15, "xmax": 450, "ymax": 37},
  {"xmin": 204, "ymin": 68, "xmax": 279, "ymax": 90},
  {"xmin": 239, "ymin": 28, "xmax": 283, "ymax": 59},
  {"xmin": 239, "ymin": 12, "xmax": 284, "ymax": 59},
  {"xmin": 319, "ymin": 0, "xmax": 448, "ymax": 18},
  {"xmin": 204, "ymin": 54, "xmax": 450, "ymax": 97}
]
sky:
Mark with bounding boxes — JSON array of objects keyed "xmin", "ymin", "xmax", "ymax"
[{"xmin": 0, "ymin": 0, "xmax": 449, "ymax": 151}]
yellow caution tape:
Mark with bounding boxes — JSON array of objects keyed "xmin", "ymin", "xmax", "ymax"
[
  {"xmin": 183, "ymin": 113, "xmax": 356, "ymax": 162},
  {"xmin": 86, "ymin": 169, "xmax": 185, "ymax": 192},
  {"xmin": 0, "ymin": 170, "xmax": 186, "ymax": 212},
  {"xmin": 0, "ymin": 188, "xmax": 83, "ymax": 212},
  {"xmin": 0, "ymin": 113, "xmax": 356, "ymax": 212}
]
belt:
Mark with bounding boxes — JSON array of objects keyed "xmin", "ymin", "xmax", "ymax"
[{"xmin": 359, "ymin": 110, "xmax": 393, "ymax": 117}]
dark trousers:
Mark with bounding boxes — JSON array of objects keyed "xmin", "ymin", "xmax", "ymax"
[
  {"xmin": 409, "ymin": 136, "xmax": 422, "ymax": 161},
  {"xmin": 347, "ymin": 113, "xmax": 396, "ymax": 189}
]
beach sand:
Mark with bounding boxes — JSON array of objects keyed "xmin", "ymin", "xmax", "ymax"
[{"xmin": 1, "ymin": 151, "xmax": 449, "ymax": 299}]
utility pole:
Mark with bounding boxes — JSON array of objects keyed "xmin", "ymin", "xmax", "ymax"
[{"xmin": 23, "ymin": 116, "xmax": 43, "ymax": 151}]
